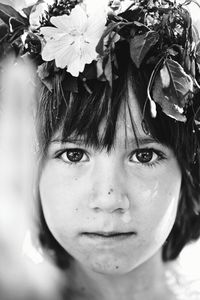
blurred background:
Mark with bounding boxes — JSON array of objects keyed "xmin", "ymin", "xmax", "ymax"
[{"xmin": 0, "ymin": 0, "xmax": 199, "ymax": 299}]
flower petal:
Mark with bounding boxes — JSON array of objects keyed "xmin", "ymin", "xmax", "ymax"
[
  {"xmin": 55, "ymin": 44, "xmax": 80, "ymax": 71},
  {"xmin": 85, "ymin": 0, "xmax": 108, "ymax": 15},
  {"xmin": 42, "ymin": 35, "xmax": 74, "ymax": 61},
  {"xmin": 50, "ymin": 5, "xmax": 87, "ymax": 33},
  {"xmin": 68, "ymin": 5, "xmax": 88, "ymax": 32},
  {"xmin": 81, "ymin": 42, "xmax": 98, "ymax": 64},
  {"xmin": 68, "ymin": 56, "xmax": 84, "ymax": 77},
  {"xmin": 86, "ymin": 15, "xmax": 106, "ymax": 43},
  {"xmin": 40, "ymin": 27, "xmax": 65, "ymax": 40},
  {"xmin": 85, "ymin": 1, "xmax": 107, "ymax": 42}
]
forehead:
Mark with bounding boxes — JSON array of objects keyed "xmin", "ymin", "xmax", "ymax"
[
  {"xmin": 116, "ymin": 83, "xmax": 144, "ymax": 139},
  {"xmin": 52, "ymin": 80, "xmax": 151, "ymax": 149}
]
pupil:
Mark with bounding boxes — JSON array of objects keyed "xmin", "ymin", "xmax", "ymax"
[
  {"xmin": 67, "ymin": 150, "xmax": 83, "ymax": 162},
  {"xmin": 136, "ymin": 150, "xmax": 153, "ymax": 163}
]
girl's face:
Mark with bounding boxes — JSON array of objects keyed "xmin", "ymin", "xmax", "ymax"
[{"xmin": 39, "ymin": 87, "xmax": 182, "ymax": 275}]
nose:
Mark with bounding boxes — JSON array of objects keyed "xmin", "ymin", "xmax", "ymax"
[{"xmin": 89, "ymin": 157, "xmax": 130, "ymax": 213}]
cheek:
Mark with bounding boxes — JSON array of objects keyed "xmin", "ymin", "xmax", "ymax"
[
  {"xmin": 133, "ymin": 165, "xmax": 181, "ymax": 244},
  {"xmin": 39, "ymin": 163, "xmax": 91, "ymax": 236}
]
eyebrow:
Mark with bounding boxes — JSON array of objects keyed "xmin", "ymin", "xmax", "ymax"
[
  {"xmin": 50, "ymin": 137, "xmax": 88, "ymax": 145},
  {"xmin": 50, "ymin": 137, "xmax": 160, "ymax": 147},
  {"xmin": 129, "ymin": 137, "xmax": 159, "ymax": 146}
]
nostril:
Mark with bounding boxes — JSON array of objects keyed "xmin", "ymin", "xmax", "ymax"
[
  {"xmin": 93, "ymin": 207, "xmax": 101, "ymax": 212},
  {"xmin": 89, "ymin": 187, "xmax": 130, "ymax": 213}
]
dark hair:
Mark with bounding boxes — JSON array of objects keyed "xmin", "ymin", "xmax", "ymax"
[{"xmin": 36, "ymin": 46, "xmax": 200, "ymax": 268}]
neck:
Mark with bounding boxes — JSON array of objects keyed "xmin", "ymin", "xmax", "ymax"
[{"xmin": 68, "ymin": 251, "xmax": 173, "ymax": 300}]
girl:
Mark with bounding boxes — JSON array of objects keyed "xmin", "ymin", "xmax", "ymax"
[{"xmin": 0, "ymin": 0, "xmax": 200, "ymax": 299}]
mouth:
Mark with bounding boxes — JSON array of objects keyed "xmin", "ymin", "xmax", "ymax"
[{"xmin": 81, "ymin": 231, "xmax": 136, "ymax": 241}]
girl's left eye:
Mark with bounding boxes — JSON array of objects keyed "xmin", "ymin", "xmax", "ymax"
[
  {"xmin": 129, "ymin": 148, "xmax": 166, "ymax": 166},
  {"xmin": 57, "ymin": 149, "xmax": 89, "ymax": 163}
]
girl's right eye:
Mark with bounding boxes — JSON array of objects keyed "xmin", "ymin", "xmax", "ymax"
[{"xmin": 56, "ymin": 149, "xmax": 89, "ymax": 164}]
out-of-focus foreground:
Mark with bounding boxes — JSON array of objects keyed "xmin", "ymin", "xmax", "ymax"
[{"xmin": 0, "ymin": 57, "xmax": 64, "ymax": 300}]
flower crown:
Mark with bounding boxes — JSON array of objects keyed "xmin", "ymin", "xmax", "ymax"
[{"xmin": 1, "ymin": 0, "xmax": 200, "ymax": 123}]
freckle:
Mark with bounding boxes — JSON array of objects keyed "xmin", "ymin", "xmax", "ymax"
[
  {"xmin": 75, "ymin": 208, "xmax": 78, "ymax": 212},
  {"xmin": 108, "ymin": 188, "xmax": 114, "ymax": 195},
  {"xmin": 115, "ymin": 266, "xmax": 119, "ymax": 269}
]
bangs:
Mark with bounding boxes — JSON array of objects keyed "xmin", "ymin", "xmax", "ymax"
[
  {"xmin": 37, "ymin": 64, "xmax": 144, "ymax": 153},
  {"xmin": 36, "ymin": 60, "xmax": 197, "ymax": 167}
]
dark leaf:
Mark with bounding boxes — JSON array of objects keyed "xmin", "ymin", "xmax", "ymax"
[
  {"xmin": 25, "ymin": 32, "xmax": 42, "ymax": 54},
  {"xmin": 130, "ymin": 31, "xmax": 159, "ymax": 68},
  {"xmin": 9, "ymin": 17, "xmax": 26, "ymax": 32},
  {"xmin": 37, "ymin": 62, "xmax": 51, "ymax": 81},
  {"xmin": 119, "ymin": 7, "xmax": 143, "ymax": 22},
  {"xmin": 167, "ymin": 48, "xmax": 178, "ymax": 57},
  {"xmin": 197, "ymin": 62, "xmax": 200, "ymax": 75},
  {"xmin": 194, "ymin": 105, "xmax": 200, "ymax": 128},
  {"xmin": 40, "ymin": 77, "xmax": 53, "ymax": 92},
  {"xmin": 0, "ymin": 3, "xmax": 27, "ymax": 26},
  {"xmin": 37, "ymin": 63, "xmax": 53, "ymax": 91},
  {"xmin": 22, "ymin": 5, "xmax": 34, "ymax": 18},
  {"xmin": 96, "ymin": 22, "xmax": 120, "ymax": 56},
  {"xmin": 82, "ymin": 61, "xmax": 97, "ymax": 79},
  {"xmin": 133, "ymin": 21, "xmax": 149, "ymax": 30},
  {"xmin": 9, "ymin": 27, "xmax": 24, "ymax": 43},
  {"xmin": 104, "ymin": 53, "xmax": 113, "ymax": 86},
  {"xmin": 62, "ymin": 75, "xmax": 78, "ymax": 93},
  {"xmin": 196, "ymin": 41, "xmax": 200, "ymax": 64},
  {"xmin": 0, "ymin": 22, "xmax": 9, "ymax": 42}
]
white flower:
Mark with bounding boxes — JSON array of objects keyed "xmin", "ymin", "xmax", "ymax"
[
  {"xmin": 29, "ymin": 0, "xmax": 54, "ymax": 30},
  {"xmin": 41, "ymin": 0, "xmax": 108, "ymax": 77},
  {"xmin": 29, "ymin": 1, "xmax": 49, "ymax": 30}
]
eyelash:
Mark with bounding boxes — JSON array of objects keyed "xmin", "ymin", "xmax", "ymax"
[
  {"xmin": 129, "ymin": 148, "xmax": 167, "ymax": 168},
  {"xmin": 55, "ymin": 147, "xmax": 167, "ymax": 167},
  {"xmin": 55, "ymin": 148, "xmax": 89, "ymax": 165}
]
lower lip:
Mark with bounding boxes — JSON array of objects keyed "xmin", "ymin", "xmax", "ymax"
[{"xmin": 81, "ymin": 232, "xmax": 136, "ymax": 243}]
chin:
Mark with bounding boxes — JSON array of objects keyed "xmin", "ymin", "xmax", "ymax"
[{"xmin": 86, "ymin": 254, "xmax": 138, "ymax": 275}]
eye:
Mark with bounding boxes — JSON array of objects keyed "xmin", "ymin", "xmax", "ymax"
[
  {"xmin": 57, "ymin": 149, "xmax": 89, "ymax": 164},
  {"xmin": 129, "ymin": 148, "xmax": 165, "ymax": 166}
]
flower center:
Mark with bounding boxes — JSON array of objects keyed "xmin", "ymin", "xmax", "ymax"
[{"xmin": 70, "ymin": 28, "xmax": 83, "ymax": 37}]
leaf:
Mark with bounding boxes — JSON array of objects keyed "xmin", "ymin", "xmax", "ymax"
[
  {"xmin": 37, "ymin": 62, "xmax": 51, "ymax": 80},
  {"xmin": 62, "ymin": 75, "xmax": 78, "ymax": 93},
  {"xmin": 167, "ymin": 48, "xmax": 179, "ymax": 57},
  {"xmin": 96, "ymin": 22, "xmax": 120, "ymax": 56},
  {"xmin": 0, "ymin": 22, "xmax": 9, "ymax": 43},
  {"xmin": 9, "ymin": 17, "xmax": 26, "ymax": 32},
  {"xmin": 194, "ymin": 104, "xmax": 200, "ymax": 127},
  {"xmin": 0, "ymin": 3, "xmax": 27, "ymax": 26},
  {"xmin": 196, "ymin": 41, "xmax": 200, "ymax": 64},
  {"xmin": 164, "ymin": 59, "xmax": 193, "ymax": 106},
  {"xmin": 151, "ymin": 59, "xmax": 194, "ymax": 122},
  {"xmin": 25, "ymin": 32, "xmax": 42, "ymax": 54},
  {"xmin": 22, "ymin": 5, "xmax": 34, "ymax": 18},
  {"xmin": 82, "ymin": 61, "xmax": 97, "ymax": 80},
  {"xmin": 130, "ymin": 31, "xmax": 159, "ymax": 68},
  {"xmin": 192, "ymin": 24, "xmax": 199, "ymax": 44},
  {"xmin": 104, "ymin": 53, "xmax": 113, "ymax": 87},
  {"xmin": 152, "ymin": 75, "xmax": 187, "ymax": 122}
]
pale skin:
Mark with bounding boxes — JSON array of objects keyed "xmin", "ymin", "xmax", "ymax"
[{"xmin": 39, "ymin": 84, "xmax": 182, "ymax": 300}]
